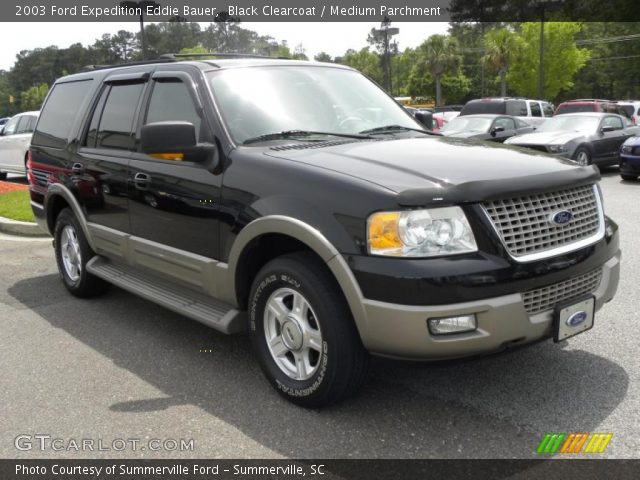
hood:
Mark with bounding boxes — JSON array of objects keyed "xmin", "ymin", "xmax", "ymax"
[
  {"xmin": 264, "ymin": 136, "xmax": 599, "ymax": 206},
  {"xmin": 506, "ymin": 130, "xmax": 584, "ymax": 146},
  {"xmin": 623, "ymin": 135, "xmax": 640, "ymax": 146}
]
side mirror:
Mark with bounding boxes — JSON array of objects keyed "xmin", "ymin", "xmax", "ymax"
[
  {"xmin": 141, "ymin": 121, "xmax": 217, "ymax": 166},
  {"xmin": 600, "ymin": 125, "xmax": 616, "ymax": 134},
  {"xmin": 414, "ymin": 111, "xmax": 434, "ymax": 131},
  {"xmin": 491, "ymin": 126, "xmax": 505, "ymax": 136}
]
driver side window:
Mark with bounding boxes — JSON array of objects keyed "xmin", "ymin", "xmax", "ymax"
[{"xmin": 602, "ymin": 116, "xmax": 623, "ymax": 130}]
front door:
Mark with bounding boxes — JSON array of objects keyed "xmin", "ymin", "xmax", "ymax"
[{"xmin": 128, "ymin": 70, "xmax": 222, "ymax": 260}]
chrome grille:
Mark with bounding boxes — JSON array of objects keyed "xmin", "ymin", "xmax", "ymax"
[
  {"xmin": 522, "ymin": 267, "xmax": 603, "ymax": 315},
  {"xmin": 482, "ymin": 184, "xmax": 602, "ymax": 260}
]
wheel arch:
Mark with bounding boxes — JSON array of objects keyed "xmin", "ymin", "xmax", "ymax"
[
  {"xmin": 44, "ymin": 183, "xmax": 95, "ymax": 249},
  {"xmin": 224, "ymin": 216, "xmax": 368, "ymax": 339}
]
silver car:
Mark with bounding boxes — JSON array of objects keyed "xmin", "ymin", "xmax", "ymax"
[
  {"xmin": 504, "ymin": 112, "xmax": 640, "ymax": 166},
  {"xmin": 0, "ymin": 111, "xmax": 39, "ymax": 179}
]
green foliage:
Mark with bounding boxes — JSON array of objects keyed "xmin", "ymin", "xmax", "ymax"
[
  {"xmin": 21, "ymin": 83, "xmax": 49, "ymax": 111},
  {"xmin": 337, "ymin": 48, "xmax": 384, "ymax": 85},
  {"xmin": 441, "ymin": 74, "xmax": 472, "ymax": 103},
  {"xmin": 483, "ymin": 28, "xmax": 517, "ymax": 96},
  {"xmin": 314, "ymin": 52, "xmax": 333, "ymax": 62},
  {"xmin": 418, "ymin": 35, "xmax": 461, "ymax": 106},
  {"xmin": 507, "ymin": 22, "xmax": 590, "ymax": 100}
]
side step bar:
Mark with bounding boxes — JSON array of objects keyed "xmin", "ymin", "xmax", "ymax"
[{"xmin": 87, "ymin": 256, "xmax": 246, "ymax": 334}]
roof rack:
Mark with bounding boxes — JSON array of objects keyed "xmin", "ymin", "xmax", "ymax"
[
  {"xmin": 79, "ymin": 58, "xmax": 176, "ymax": 72},
  {"xmin": 159, "ymin": 52, "xmax": 280, "ymax": 60}
]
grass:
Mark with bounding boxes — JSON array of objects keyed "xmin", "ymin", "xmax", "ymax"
[{"xmin": 0, "ymin": 190, "xmax": 35, "ymax": 222}]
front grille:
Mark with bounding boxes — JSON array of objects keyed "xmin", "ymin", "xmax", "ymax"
[
  {"xmin": 482, "ymin": 184, "xmax": 602, "ymax": 260},
  {"xmin": 522, "ymin": 267, "xmax": 603, "ymax": 315},
  {"xmin": 520, "ymin": 145, "xmax": 549, "ymax": 153}
]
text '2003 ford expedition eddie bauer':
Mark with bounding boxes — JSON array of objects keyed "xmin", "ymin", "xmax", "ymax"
[{"xmin": 28, "ymin": 56, "xmax": 620, "ymax": 407}]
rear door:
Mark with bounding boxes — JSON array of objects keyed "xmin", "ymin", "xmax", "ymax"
[
  {"xmin": 128, "ymin": 68, "xmax": 222, "ymax": 260},
  {"xmin": 74, "ymin": 71, "xmax": 149, "ymax": 232}
]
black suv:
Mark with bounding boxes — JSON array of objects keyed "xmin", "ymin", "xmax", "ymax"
[{"xmin": 29, "ymin": 57, "xmax": 620, "ymax": 407}]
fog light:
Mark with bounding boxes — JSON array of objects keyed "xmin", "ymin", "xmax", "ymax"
[{"xmin": 428, "ymin": 314, "xmax": 477, "ymax": 335}]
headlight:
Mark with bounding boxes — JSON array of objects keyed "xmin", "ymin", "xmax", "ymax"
[
  {"xmin": 621, "ymin": 145, "xmax": 632, "ymax": 154},
  {"xmin": 548, "ymin": 144, "xmax": 568, "ymax": 153},
  {"xmin": 367, "ymin": 207, "xmax": 478, "ymax": 257}
]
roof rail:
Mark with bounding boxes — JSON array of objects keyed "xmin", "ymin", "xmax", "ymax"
[
  {"xmin": 78, "ymin": 58, "xmax": 176, "ymax": 72},
  {"xmin": 159, "ymin": 52, "xmax": 279, "ymax": 60}
]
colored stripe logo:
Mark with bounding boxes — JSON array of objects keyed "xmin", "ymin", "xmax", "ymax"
[{"xmin": 537, "ymin": 433, "xmax": 612, "ymax": 454}]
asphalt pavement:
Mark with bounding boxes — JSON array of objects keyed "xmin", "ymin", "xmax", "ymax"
[{"xmin": 0, "ymin": 169, "xmax": 638, "ymax": 459}]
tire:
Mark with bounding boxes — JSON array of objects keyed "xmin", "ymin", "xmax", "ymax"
[
  {"xmin": 248, "ymin": 252, "xmax": 369, "ymax": 408},
  {"xmin": 54, "ymin": 208, "xmax": 109, "ymax": 298},
  {"xmin": 621, "ymin": 174, "xmax": 637, "ymax": 181},
  {"xmin": 0, "ymin": 171, "xmax": 7, "ymax": 180},
  {"xmin": 573, "ymin": 147, "xmax": 592, "ymax": 166}
]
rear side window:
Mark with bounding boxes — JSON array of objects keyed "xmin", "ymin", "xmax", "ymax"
[
  {"xmin": 506, "ymin": 100, "xmax": 527, "ymax": 116},
  {"xmin": 461, "ymin": 101, "xmax": 504, "ymax": 115},
  {"xmin": 556, "ymin": 104, "xmax": 594, "ymax": 114},
  {"xmin": 33, "ymin": 80, "xmax": 93, "ymax": 148},
  {"xmin": 144, "ymin": 79, "xmax": 202, "ymax": 141},
  {"xmin": 542, "ymin": 103, "xmax": 554, "ymax": 117},
  {"xmin": 621, "ymin": 105, "xmax": 634, "ymax": 117},
  {"xmin": 17, "ymin": 115, "xmax": 37, "ymax": 134},
  {"xmin": 86, "ymin": 83, "xmax": 145, "ymax": 150},
  {"xmin": 530, "ymin": 102, "xmax": 542, "ymax": 117}
]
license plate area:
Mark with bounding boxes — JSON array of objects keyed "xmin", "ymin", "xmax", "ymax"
[{"xmin": 553, "ymin": 296, "xmax": 595, "ymax": 342}]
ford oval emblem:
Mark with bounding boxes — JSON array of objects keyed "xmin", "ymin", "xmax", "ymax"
[
  {"xmin": 550, "ymin": 210, "xmax": 574, "ymax": 226},
  {"xmin": 566, "ymin": 311, "xmax": 588, "ymax": 327}
]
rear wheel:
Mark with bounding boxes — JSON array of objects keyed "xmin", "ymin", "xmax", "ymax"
[
  {"xmin": 248, "ymin": 252, "xmax": 369, "ymax": 407},
  {"xmin": 573, "ymin": 147, "xmax": 591, "ymax": 166},
  {"xmin": 54, "ymin": 208, "xmax": 108, "ymax": 297},
  {"xmin": 0, "ymin": 171, "xmax": 7, "ymax": 180},
  {"xmin": 621, "ymin": 174, "xmax": 638, "ymax": 181}
]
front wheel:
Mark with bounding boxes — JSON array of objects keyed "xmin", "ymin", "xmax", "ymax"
[
  {"xmin": 248, "ymin": 252, "xmax": 369, "ymax": 408},
  {"xmin": 621, "ymin": 174, "xmax": 637, "ymax": 181},
  {"xmin": 573, "ymin": 147, "xmax": 592, "ymax": 166},
  {"xmin": 54, "ymin": 208, "xmax": 109, "ymax": 297}
]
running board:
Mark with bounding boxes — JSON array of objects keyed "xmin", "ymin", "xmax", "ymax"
[{"xmin": 86, "ymin": 256, "xmax": 246, "ymax": 334}]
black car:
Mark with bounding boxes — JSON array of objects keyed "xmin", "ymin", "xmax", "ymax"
[
  {"xmin": 29, "ymin": 57, "xmax": 620, "ymax": 407},
  {"xmin": 439, "ymin": 114, "xmax": 534, "ymax": 142}
]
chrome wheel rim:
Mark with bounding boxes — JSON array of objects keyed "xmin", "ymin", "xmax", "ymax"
[
  {"xmin": 576, "ymin": 151, "xmax": 589, "ymax": 166},
  {"xmin": 264, "ymin": 287, "xmax": 323, "ymax": 381},
  {"xmin": 60, "ymin": 225, "xmax": 82, "ymax": 282}
]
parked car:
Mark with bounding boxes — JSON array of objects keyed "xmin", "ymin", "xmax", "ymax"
[
  {"xmin": 434, "ymin": 105, "xmax": 463, "ymax": 113},
  {"xmin": 619, "ymin": 135, "xmax": 640, "ymax": 180},
  {"xmin": 440, "ymin": 114, "xmax": 534, "ymax": 142},
  {"xmin": 554, "ymin": 99, "xmax": 632, "ymax": 122},
  {"xmin": 29, "ymin": 58, "xmax": 620, "ymax": 407},
  {"xmin": 617, "ymin": 100, "xmax": 640, "ymax": 125},
  {"xmin": 460, "ymin": 97, "xmax": 554, "ymax": 127},
  {"xmin": 504, "ymin": 112, "xmax": 639, "ymax": 166},
  {"xmin": 0, "ymin": 111, "xmax": 39, "ymax": 179}
]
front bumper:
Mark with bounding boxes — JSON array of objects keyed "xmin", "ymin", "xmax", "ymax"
[
  {"xmin": 359, "ymin": 251, "xmax": 620, "ymax": 359},
  {"xmin": 619, "ymin": 154, "xmax": 640, "ymax": 174}
]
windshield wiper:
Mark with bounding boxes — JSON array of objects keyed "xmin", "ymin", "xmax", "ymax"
[
  {"xmin": 243, "ymin": 130, "xmax": 371, "ymax": 145},
  {"xmin": 359, "ymin": 125, "xmax": 440, "ymax": 136}
]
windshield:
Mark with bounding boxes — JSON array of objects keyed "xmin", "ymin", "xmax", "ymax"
[
  {"xmin": 536, "ymin": 115, "xmax": 599, "ymax": 133},
  {"xmin": 441, "ymin": 117, "xmax": 492, "ymax": 133},
  {"xmin": 207, "ymin": 66, "xmax": 421, "ymax": 144}
]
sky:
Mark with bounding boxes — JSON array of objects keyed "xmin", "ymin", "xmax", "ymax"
[{"xmin": 0, "ymin": 21, "xmax": 449, "ymax": 71}]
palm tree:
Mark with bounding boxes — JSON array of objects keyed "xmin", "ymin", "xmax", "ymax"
[
  {"xmin": 483, "ymin": 28, "xmax": 517, "ymax": 97},
  {"xmin": 419, "ymin": 35, "xmax": 461, "ymax": 106}
]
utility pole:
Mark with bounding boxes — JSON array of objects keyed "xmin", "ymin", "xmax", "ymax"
[
  {"xmin": 120, "ymin": 0, "xmax": 160, "ymax": 60},
  {"xmin": 374, "ymin": 17, "xmax": 399, "ymax": 93}
]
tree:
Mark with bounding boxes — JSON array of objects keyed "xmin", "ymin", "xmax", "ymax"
[
  {"xmin": 337, "ymin": 48, "xmax": 383, "ymax": 85},
  {"xmin": 418, "ymin": 35, "xmax": 461, "ymax": 106},
  {"xmin": 314, "ymin": 52, "xmax": 333, "ymax": 62},
  {"xmin": 21, "ymin": 83, "xmax": 49, "ymax": 111},
  {"xmin": 483, "ymin": 28, "xmax": 517, "ymax": 97},
  {"xmin": 507, "ymin": 22, "xmax": 590, "ymax": 100}
]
